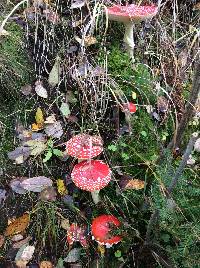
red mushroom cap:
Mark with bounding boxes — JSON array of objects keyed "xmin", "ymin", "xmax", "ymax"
[
  {"xmin": 106, "ymin": 4, "xmax": 158, "ymax": 23},
  {"xmin": 91, "ymin": 215, "xmax": 122, "ymax": 247},
  {"xmin": 71, "ymin": 160, "xmax": 111, "ymax": 192},
  {"xmin": 123, "ymin": 102, "xmax": 137, "ymax": 113},
  {"xmin": 66, "ymin": 134, "xmax": 103, "ymax": 159}
]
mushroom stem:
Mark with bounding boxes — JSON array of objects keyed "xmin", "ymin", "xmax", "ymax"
[
  {"xmin": 123, "ymin": 22, "xmax": 135, "ymax": 61},
  {"xmin": 91, "ymin": 190, "xmax": 100, "ymax": 204}
]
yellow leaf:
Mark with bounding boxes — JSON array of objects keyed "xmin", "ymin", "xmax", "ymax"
[
  {"xmin": 4, "ymin": 213, "xmax": 30, "ymax": 237},
  {"xmin": 57, "ymin": 179, "xmax": 67, "ymax": 195},
  {"xmin": 125, "ymin": 179, "xmax": 145, "ymax": 190},
  {"xmin": 31, "ymin": 123, "xmax": 44, "ymax": 131},
  {"xmin": 35, "ymin": 107, "xmax": 44, "ymax": 125},
  {"xmin": 132, "ymin": 92, "xmax": 137, "ymax": 100},
  {"xmin": 97, "ymin": 244, "xmax": 105, "ymax": 255}
]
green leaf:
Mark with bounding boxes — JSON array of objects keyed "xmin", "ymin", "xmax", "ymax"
[
  {"xmin": 48, "ymin": 56, "xmax": 60, "ymax": 87},
  {"xmin": 60, "ymin": 102, "xmax": 71, "ymax": 118},
  {"xmin": 141, "ymin": 131, "xmax": 147, "ymax": 137},
  {"xmin": 108, "ymin": 144, "xmax": 117, "ymax": 151},
  {"xmin": 53, "ymin": 149, "xmax": 63, "ymax": 157},
  {"xmin": 114, "ymin": 250, "xmax": 122, "ymax": 258},
  {"xmin": 121, "ymin": 153, "xmax": 129, "ymax": 160},
  {"xmin": 43, "ymin": 150, "xmax": 53, "ymax": 162}
]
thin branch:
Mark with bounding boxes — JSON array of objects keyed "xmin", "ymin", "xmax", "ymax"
[{"xmin": 167, "ymin": 132, "xmax": 199, "ymax": 194}]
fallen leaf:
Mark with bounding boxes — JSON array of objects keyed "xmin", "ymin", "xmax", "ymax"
[
  {"xmin": 5, "ymin": 213, "xmax": 30, "ymax": 237},
  {"xmin": 39, "ymin": 260, "xmax": 53, "ymax": 268},
  {"xmin": 64, "ymin": 248, "xmax": 81, "ymax": 263},
  {"xmin": 61, "ymin": 219, "xmax": 70, "ymax": 230},
  {"xmin": 8, "ymin": 147, "xmax": 31, "ymax": 164},
  {"xmin": 44, "ymin": 114, "xmax": 57, "ymax": 124},
  {"xmin": 44, "ymin": 121, "xmax": 63, "ymax": 139},
  {"xmin": 97, "ymin": 244, "xmax": 105, "ymax": 255},
  {"xmin": 35, "ymin": 107, "xmax": 45, "ymax": 125},
  {"xmin": 35, "ymin": 81, "xmax": 48, "ymax": 98},
  {"xmin": 84, "ymin": 36, "xmax": 97, "ymax": 47},
  {"xmin": 70, "ymin": 0, "xmax": 85, "ymax": 9},
  {"xmin": 125, "ymin": 179, "xmax": 145, "ymax": 190},
  {"xmin": 13, "ymin": 236, "xmax": 32, "ymax": 249},
  {"xmin": 57, "ymin": 179, "xmax": 67, "ymax": 195},
  {"xmin": 21, "ymin": 85, "xmax": 32, "ymax": 96},
  {"xmin": 10, "ymin": 177, "xmax": 28, "ymax": 194},
  {"xmin": 11, "ymin": 234, "xmax": 24, "ymax": 242},
  {"xmin": 48, "ymin": 56, "xmax": 60, "ymax": 87},
  {"xmin": 25, "ymin": 140, "xmax": 47, "ymax": 156},
  {"xmin": 16, "ymin": 245, "xmax": 35, "ymax": 261},
  {"xmin": 60, "ymin": 102, "xmax": 71, "ymax": 118},
  {"xmin": 15, "ymin": 259, "xmax": 28, "ymax": 268},
  {"xmin": 20, "ymin": 176, "xmax": 53, "ymax": 192},
  {"xmin": 0, "ymin": 235, "xmax": 5, "ymax": 248}
]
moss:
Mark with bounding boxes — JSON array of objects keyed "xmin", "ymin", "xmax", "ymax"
[{"xmin": 0, "ymin": 21, "xmax": 33, "ymax": 103}]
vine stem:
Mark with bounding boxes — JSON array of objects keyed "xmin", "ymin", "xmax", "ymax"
[{"xmin": 0, "ymin": 0, "xmax": 28, "ymax": 31}]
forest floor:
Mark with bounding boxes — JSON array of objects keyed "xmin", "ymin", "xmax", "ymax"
[{"xmin": 0, "ymin": 1, "xmax": 200, "ymax": 268}]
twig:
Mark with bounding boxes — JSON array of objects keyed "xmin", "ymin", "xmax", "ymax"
[
  {"xmin": 167, "ymin": 132, "xmax": 199, "ymax": 194},
  {"xmin": 168, "ymin": 57, "xmax": 200, "ymax": 149}
]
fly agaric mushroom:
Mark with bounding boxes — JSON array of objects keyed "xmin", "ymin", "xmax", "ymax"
[
  {"xmin": 71, "ymin": 160, "xmax": 111, "ymax": 204},
  {"xmin": 106, "ymin": 4, "xmax": 158, "ymax": 60},
  {"xmin": 91, "ymin": 215, "xmax": 122, "ymax": 248},
  {"xmin": 66, "ymin": 134, "xmax": 103, "ymax": 160},
  {"xmin": 123, "ymin": 102, "xmax": 137, "ymax": 114}
]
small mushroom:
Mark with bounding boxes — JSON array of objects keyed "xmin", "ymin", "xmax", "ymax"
[
  {"xmin": 91, "ymin": 215, "xmax": 122, "ymax": 248},
  {"xmin": 123, "ymin": 102, "xmax": 137, "ymax": 114},
  {"xmin": 71, "ymin": 160, "xmax": 111, "ymax": 204},
  {"xmin": 106, "ymin": 4, "xmax": 158, "ymax": 60},
  {"xmin": 65, "ymin": 134, "xmax": 103, "ymax": 161}
]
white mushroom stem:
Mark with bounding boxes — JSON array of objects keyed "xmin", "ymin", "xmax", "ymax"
[
  {"xmin": 91, "ymin": 190, "xmax": 100, "ymax": 204},
  {"xmin": 123, "ymin": 22, "xmax": 135, "ymax": 61}
]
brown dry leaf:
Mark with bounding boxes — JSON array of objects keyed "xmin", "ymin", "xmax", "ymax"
[
  {"xmin": 84, "ymin": 36, "xmax": 97, "ymax": 47},
  {"xmin": 61, "ymin": 219, "xmax": 70, "ymax": 230},
  {"xmin": 39, "ymin": 260, "xmax": 53, "ymax": 268},
  {"xmin": 125, "ymin": 179, "xmax": 145, "ymax": 190},
  {"xmin": 15, "ymin": 260, "xmax": 28, "ymax": 268},
  {"xmin": 193, "ymin": 2, "xmax": 200, "ymax": 10},
  {"xmin": 44, "ymin": 114, "xmax": 57, "ymax": 124},
  {"xmin": 5, "ymin": 214, "xmax": 30, "ymax": 237},
  {"xmin": 0, "ymin": 235, "xmax": 5, "ymax": 248}
]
